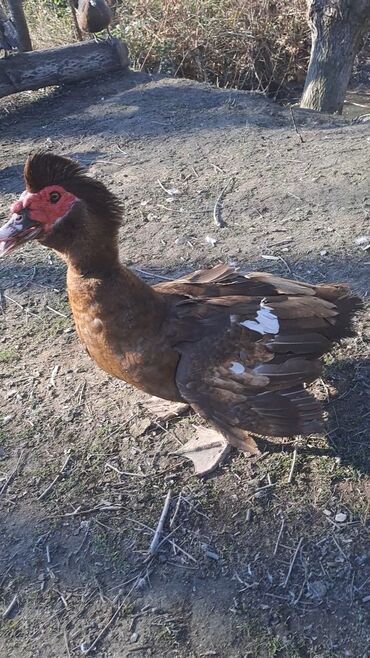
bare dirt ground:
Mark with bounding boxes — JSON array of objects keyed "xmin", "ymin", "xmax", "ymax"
[{"xmin": 0, "ymin": 71, "xmax": 369, "ymax": 658}]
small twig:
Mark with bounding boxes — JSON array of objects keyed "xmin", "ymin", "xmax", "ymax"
[
  {"xmin": 63, "ymin": 628, "xmax": 71, "ymax": 658},
  {"xmin": 289, "ymin": 107, "xmax": 305, "ymax": 144},
  {"xmin": 283, "ymin": 537, "xmax": 303, "ymax": 588},
  {"xmin": 170, "ymin": 492, "xmax": 183, "ymax": 529},
  {"xmin": 46, "ymin": 305, "xmax": 67, "ymax": 318},
  {"xmin": 168, "ymin": 539, "xmax": 197, "ymax": 563},
  {"xmin": 38, "ymin": 452, "xmax": 72, "ymax": 501},
  {"xmin": 261, "ymin": 253, "xmax": 292, "ymax": 274},
  {"xmin": 82, "ymin": 581, "xmax": 138, "ymax": 655},
  {"xmin": 157, "ymin": 180, "xmax": 179, "ymax": 196},
  {"xmin": 49, "ymin": 365, "xmax": 60, "ymax": 388},
  {"xmin": 0, "ymin": 449, "xmax": 25, "ymax": 496},
  {"xmin": 3, "ymin": 293, "xmax": 37, "ymax": 317},
  {"xmin": 149, "ymin": 490, "xmax": 172, "ymax": 556},
  {"xmin": 62, "ymin": 504, "xmax": 124, "ymax": 518},
  {"xmin": 332, "ymin": 534, "xmax": 348, "ymax": 561},
  {"xmin": 273, "ymin": 518, "xmax": 285, "ymax": 556},
  {"xmin": 287, "ymin": 447, "xmax": 298, "ymax": 484},
  {"xmin": 132, "ymin": 268, "xmax": 172, "ymax": 281},
  {"xmin": 213, "ymin": 177, "xmax": 235, "ymax": 227},
  {"xmin": 2, "ymin": 594, "xmax": 17, "ymax": 619},
  {"xmin": 105, "ymin": 463, "xmax": 147, "ymax": 478}
]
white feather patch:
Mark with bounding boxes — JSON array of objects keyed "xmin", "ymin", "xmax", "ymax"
[
  {"xmin": 241, "ymin": 303, "xmax": 279, "ymax": 335},
  {"xmin": 229, "ymin": 361, "xmax": 245, "ymax": 375}
]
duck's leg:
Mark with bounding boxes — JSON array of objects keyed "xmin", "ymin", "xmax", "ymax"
[
  {"xmin": 174, "ymin": 426, "xmax": 231, "ymax": 476},
  {"xmin": 141, "ymin": 398, "xmax": 230, "ymax": 474}
]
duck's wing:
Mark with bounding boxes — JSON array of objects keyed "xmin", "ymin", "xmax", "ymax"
[
  {"xmin": 156, "ymin": 264, "xmax": 362, "ymax": 340},
  {"xmin": 158, "ymin": 266, "xmax": 362, "ymax": 451},
  {"xmin": 173, "ymin": 301, "xmax": 324, "ymax": 451}
]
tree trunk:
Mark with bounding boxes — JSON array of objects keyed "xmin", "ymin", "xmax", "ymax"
[
  {"xmin": 301, "ymin": 0, "xmax": 370, "ymax": 114},
  {"xmin": 0, "ymin": 4, "xmax": 19, "ymax": 51},
  {"xmin": 0, "ymin": 38, "xmax": 129, "ymax": 98},
  {"xmin": 6, "ymin": 0, "xmax": 32, "ymax": 51}
]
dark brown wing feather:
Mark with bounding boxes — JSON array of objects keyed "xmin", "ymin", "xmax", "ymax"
[{"xmin": 156, "ymin": 265, "xmax": 362, "ymax": 449}]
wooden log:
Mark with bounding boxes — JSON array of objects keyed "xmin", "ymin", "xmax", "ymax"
[{"xmin": 0, "ymin": 38, "xmax": 129, "ymax": 98}]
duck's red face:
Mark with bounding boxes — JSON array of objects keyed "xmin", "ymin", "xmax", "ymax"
[{"xmin": 0, "ymin": 185, "xmax": 78, "ymax": 256}]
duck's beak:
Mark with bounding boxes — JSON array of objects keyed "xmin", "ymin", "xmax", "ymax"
[{"xmin": 0, "ymin": 209, "xmax": 42, "ymax": 257}]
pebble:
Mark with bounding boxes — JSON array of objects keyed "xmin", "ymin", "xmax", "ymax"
[
  {"xmin": 355, "ymin": 235, "xmax": 369, "ymax": 245},
  {"xmin": 205, "ymin": 550, "xmax": 219, "ymax": 561},
  {"xmin": 335, "ymin": 512, "xmax": 347, "ymax": 523},
  {"xmin": 130, "ymin": 632, "xmax": 139, "ymax": 643}
]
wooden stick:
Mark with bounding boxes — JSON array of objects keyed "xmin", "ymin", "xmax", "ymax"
[
  {"xmin": 149, "ymin": 490, "xmax": 172, "ymax": 556},
  {"xmin": 283, "ymin": 537, "xmax": 303, "ymax": 588},
  {"xmin": 169, "ymin": 491, "xmax": 183, "ymax": 528},
  {"xmin": 289, "ymin": 107, "xmax": 305, "ymax": 144},
  {"xmin": 273, "ymin": 518, "xmax": 285, "ymax": 556},
  {"xmin": 287, "ymin": 447, "xmax": 298, "ymax": 484},
  {"xmin": 2, "ymin": 594, "xmax": 17, "ymax": 619}
]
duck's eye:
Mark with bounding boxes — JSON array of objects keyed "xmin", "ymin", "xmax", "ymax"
[{"xmin": 49, "ymin": 191, "xmax": 61, "ymax": 204}]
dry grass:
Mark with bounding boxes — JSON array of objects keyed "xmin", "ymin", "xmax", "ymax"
[{"xmin": 25, "ymin": 0, "xmax": 310, "ymax": 93}]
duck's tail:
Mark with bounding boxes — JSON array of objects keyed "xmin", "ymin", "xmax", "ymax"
[{"xmin": 314, "ymin": 283, "xmax": 363, "ymax": 340}]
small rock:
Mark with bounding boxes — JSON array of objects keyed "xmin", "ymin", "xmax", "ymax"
[
  {"xmin": 129, "ymin": 418, "xmax": 151, "ymax": 438},
  {"xmin": 130, "ymin": 632, "xmax": 139, "ymax": 643},
  {"xmin": 320, "ymin": 249, "xmax": 328, "ymax": 256},
  {"xmin": 362, "ymin": 595, "xmax": 370, "ymax": 603},
  {"xmin": 205, "ymin": 550, "xmax": 219, "ymax": 561},
  {"xmin": 335, "ymin": 512, "xmax": 347, "ymax": 523},
  {"xmin": 205, "ymin": 235, "xmax": 217, "ymax": 247},
  {"xmin": 323, "ymin": 509, "xmax": 332, "ymax": 516},
  {"xmin": 355, "ymin": 235, "xmax": 369, "ymax": 245}
]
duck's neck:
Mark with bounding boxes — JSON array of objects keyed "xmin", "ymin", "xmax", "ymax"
[
  {"xmin": 63, "ymin": 233, "xmax": 121, "ymax": 278},
  {"xmin": 64, "ymin": 233, "xmax": 164, "ymax": 337}
]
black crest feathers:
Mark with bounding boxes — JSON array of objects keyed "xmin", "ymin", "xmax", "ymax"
[{"xmin": 24, "ymin": 152, "xmax": 122, "ymax": 226}]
